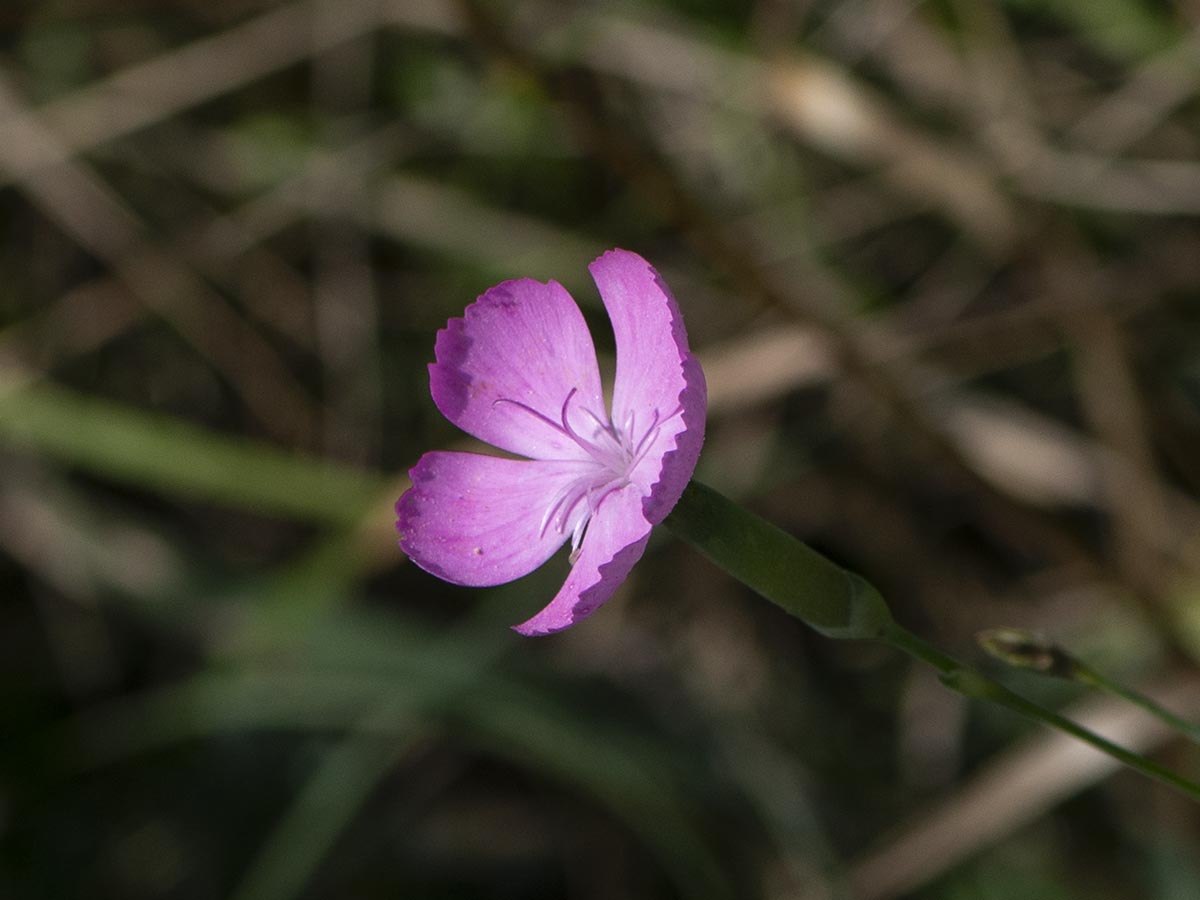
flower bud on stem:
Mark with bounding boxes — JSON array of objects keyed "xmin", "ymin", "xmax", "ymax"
[{"xmin": 977, "ymin": 628, "xmax": 1200, "ymax": 746}]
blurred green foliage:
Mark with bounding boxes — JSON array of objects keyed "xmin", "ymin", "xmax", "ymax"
[{"xmin": 3, "ymin": 1, "xmax": 1200, "ymax": 899}]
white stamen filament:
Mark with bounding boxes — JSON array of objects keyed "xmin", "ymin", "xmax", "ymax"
[{"xmin": 496, "ymin": 389, "xmax": 683, "ymax": 560}]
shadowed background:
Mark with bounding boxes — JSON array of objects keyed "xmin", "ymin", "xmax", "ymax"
[{"xmin": 2, "ymin": 0, "xmax": 1200, "ymax": 898}]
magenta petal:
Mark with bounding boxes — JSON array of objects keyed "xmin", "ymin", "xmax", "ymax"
[
  {"xmin": 397, "ymin": 451, "xmax": 590, "ymax": 587},
  {"xmin": 401, "ymin": 249, "xmax": 709, "ymax": 637},
  {"xmin": 430, "ymin": 278, "xmax": 605, "ymax": 461},
  {"xmin": 590, "ymin": 249, "xmax": 707, "ymax": 524},
  {"xmin": 512, "ymin": 486, "xmax": 652, "ymax": 636}
]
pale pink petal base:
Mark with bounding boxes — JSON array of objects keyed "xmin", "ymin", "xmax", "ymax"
[
  {"xmin": 398, "ymin": 451, "xmax": 589, "ymax": 587},
  {"xmin": 512, "ymin": 486, "xmax": 653, "ymax": 636}
]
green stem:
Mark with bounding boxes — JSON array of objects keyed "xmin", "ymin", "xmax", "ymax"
[
  {"xmin": 1071, "ymin": 663, "xmax": 1200, "ymax": 744},
  {"xmin": 665, "ymin": 480, "xmax": 894, "ymax": 640},
  {"xmin": 976, "ymin": 627, "xmax": 1200, "ymax": 745},
  {"xmin": 885, "ymin": 624, "xmax": 1200, "ymax": 801},
  {"xmin": 666, "ymin": 480, "xmax": 1200, "ymax": 802}
]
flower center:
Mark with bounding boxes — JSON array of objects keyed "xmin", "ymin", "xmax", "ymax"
[{"xmin": 494, "ymin": 388, "xmax": 675, "ymax": 559}]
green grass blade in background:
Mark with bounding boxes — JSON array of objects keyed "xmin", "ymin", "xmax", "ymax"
[
  {"xmin": 53, "ymin": 628, "xmax": 736, "ymax": 900},
  {"xmin": 228, "ymin": 721, "xmax": 421, "ymax": 900},
  {"xmin": 0, "ymin": 380, "xmax": 386, "ymax": 523}
]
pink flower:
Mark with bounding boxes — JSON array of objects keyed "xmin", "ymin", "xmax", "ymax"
[{"xmin": 396, "ymin": 249, "xmax": 707, "ymax": 635}]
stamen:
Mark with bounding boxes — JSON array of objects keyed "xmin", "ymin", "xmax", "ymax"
[
  {"xmin": 556, "ymin": 389, "xmax": 628, "ymax": 469},
  {"xmin": 631, "ymin": 408, "xmax": 663, "ymax": 460},
  {"xmin": 629, "ymin": 404, "xmax": 684, "ymax": 469},
  {"xmin": 539, "ymin": 478, "xmax": 590, "ymax": 539},
  {"xmin": 556, "ymin": 390, "xmax": 601, "ymax": 459},
  {"xmin": 569, "ymin": 503, "xmax": 591, "ymax": 553},
  {"xmin": 581, "ymin": 405, "xmax": 619, "ymax": 443},
  {"xmin": 507, "ymin": 388, "xmax": 677, "ymax": 560},
  {"xmin": 492, "ymin": 397, "xmax": 568, "ymax": 436},
  {"xmin": 567, "ymin": 480, "xmax": 626, "ymax": 561}
]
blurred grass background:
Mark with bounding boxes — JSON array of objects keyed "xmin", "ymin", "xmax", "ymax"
[{"xmin": 2, "ymin": 0, "xmax": 1200, "ymax": 897}]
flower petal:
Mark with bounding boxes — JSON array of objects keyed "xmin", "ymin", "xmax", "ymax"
[
  {"xmin": 397, "ymin": 451, "xmax": 592, "ymax": 586},
  {"xmin": 512, "ymin": 486, "xmax": 652, "ymax": 636},
  {"xmin": 430, "ymin": 278, "xmax": 605, "ymax": 460},
  {"xmin": 590, "ymin": 249, "xmax": 707, "ymax": 524}
]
